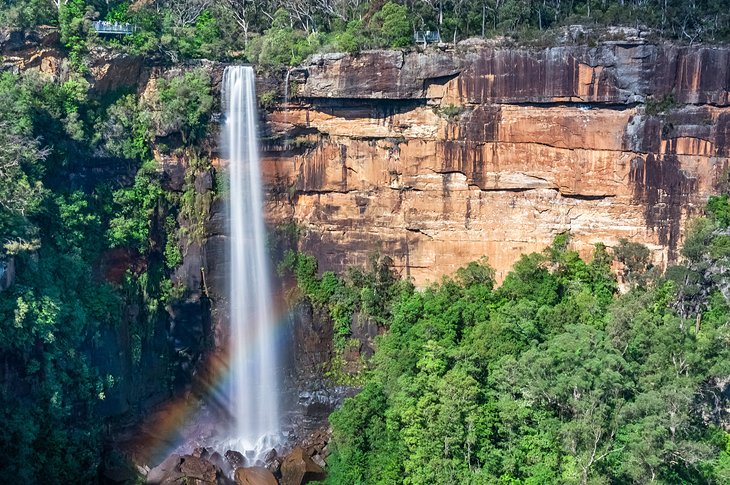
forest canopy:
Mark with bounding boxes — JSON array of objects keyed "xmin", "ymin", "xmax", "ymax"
[
  {"xmin": 1, "ymin": 0, "xmax": 729, "ymax": 66},
  {"xmin": 280, "ymin": 202, "xmax": 730, "ymax": 484},
  {"xmin": 0, "ymin": 66, "xmax": 215, "ymax": 482}
]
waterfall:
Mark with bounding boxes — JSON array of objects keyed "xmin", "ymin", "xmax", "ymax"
[{"xmin": 222, "ymin": 66, "xmax": 279, "ymax": 451}]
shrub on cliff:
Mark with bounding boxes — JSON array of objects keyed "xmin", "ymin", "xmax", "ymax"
[
  {"xmin": 370, "ymin": 2, "xmax": 412, "ymax": 48},
  {"xmin": 59, "ymin": 0, "xmax": 97, "ymax": 70},
  {"xmin": 707, "ymin": 195, "xmax": 730, "ymax": 228},
  {"xmin": 0, "ymin": 73, "xmax": 47, "ymax": 246},
  {"xmin": 245, "ymin": 8, "xmax": 322, "ymax": 66},
  {"xmin": 330, "ymin": 20, "xmax": 369, "ymax": 53},
  {"xmin": 0, "ymin": 0, "xmax": 55, "ymax": 28},
  {"xmin": 107, "ymin": 161, "xmax": 164, "ymax": 252},
  {"xmin": 0, "ymin": 71, "xmax": 92, "ymax": 244},
  {"xmin": 154, "ymin": 69, "xmax": 214, "ymax": 146},
  {"xmin": 160, "ymin": 8, "xmax": 227, "ymax": 60},
  {"xmin": 279, "ymin": 250, "xmax": 407, "ymax": 350},
  {"xmin": 0, "ymin": 71, "xmax": 128, "ymax": 483},
  {"xmin": 96, "ymin": 94, "xmax": 153, "ymax": 160}
]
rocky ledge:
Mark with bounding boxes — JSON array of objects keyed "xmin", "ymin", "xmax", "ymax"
[{"xmin": 142, "ymin": 440, "xmax": 328, "ymax": 485}]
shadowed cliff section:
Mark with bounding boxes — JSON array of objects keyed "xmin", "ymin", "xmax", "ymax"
[
  {"xmin": 628, "ymin": 152, "xmax": 696, "ymax": 254},
  {"xmin": 440, "ymin": 105, "xmax": 501, "ymax": 189}
]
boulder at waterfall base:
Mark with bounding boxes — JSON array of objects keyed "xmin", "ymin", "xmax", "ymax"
[
  {"xmin": 280, "ymin": 447, "xmax": 325, "ymax": 485},
  {"xmin": 146, "ymin": 454, "xmax": 218, "ymax": 484},
  {"xmin": 234, "ymin": 466, "xmax": 278, "ymax": 485}
]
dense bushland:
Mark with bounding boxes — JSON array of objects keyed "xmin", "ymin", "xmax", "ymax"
[
  {"xmin": 2, "ymin": 0, "xmax": 729, "ymax": 68},
  {"xmin": 0, "ymin": 68, "xmax": 216, "ymax": 482},
  {"xmin": 283, "ymin": 203, "xmax": 730, "ymax": 484}
]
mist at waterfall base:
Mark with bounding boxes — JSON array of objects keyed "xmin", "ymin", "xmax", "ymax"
[{"xmin": 219, "ymin": 65, "xmax": 281, "ymax": 455}]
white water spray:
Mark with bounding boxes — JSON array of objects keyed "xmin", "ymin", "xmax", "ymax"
[{"xmin": 223, "ymin": 65, "xmax": 279, "ymax": 452}]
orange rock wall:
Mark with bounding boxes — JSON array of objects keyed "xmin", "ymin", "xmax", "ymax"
[{"xmin": 261, "ymin": 44, "xmax": 730, "ymax": 285}]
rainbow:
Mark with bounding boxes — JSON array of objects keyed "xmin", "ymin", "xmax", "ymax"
[{"xmin": 120, "ymin": 293, "xmax": 294, "ymax": 468}]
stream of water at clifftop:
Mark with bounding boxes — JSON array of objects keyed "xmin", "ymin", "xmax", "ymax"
[{"xmin": 223, "ymin": 65, "xmax": 280, "ymax": 453}]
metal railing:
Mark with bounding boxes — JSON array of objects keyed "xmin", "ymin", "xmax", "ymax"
[
  {"xmin": 414, "ymin": 31, "xmax": 441, "ymax": 44},
  {"xmin": 92, "ymin": 21, "xmax": 137, "ymax": 35}
]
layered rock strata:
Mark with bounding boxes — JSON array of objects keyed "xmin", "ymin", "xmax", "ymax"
[{"xmin": 263, "ymin": 42, "xmax": 730, "ymax": 283}]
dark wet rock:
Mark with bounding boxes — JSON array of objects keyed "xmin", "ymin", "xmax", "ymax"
[
  {"xmin": 101, "ymin": 447, "xmax": 142, "ymax": 484},
  {"xmin": 0, "ymin": 256, "xmax": 15, "ymax": 292},
  {"xmin": 280, "ymin": 447, "xmax": 325, "ymax": 485},
  {"xmin": 304, "ymin": 429, "xmax": 330, "ymax": 457},
  {"xmin": 298, "ymin": 427, "xmax": 332, "ymax": 473},
  {"xmin": 263, "ymin": 448, "xmax": 278, "ymax": 465},
  {"xmin": 234, "ymin": 466, "xmax": 278, "ymax": 485},
  {"xmin": 291, "ymin": 300, "xmax": 334, "ymax": 381},
  {"xmin": 261, "ymin": 448, "xmax": 281, "ymax": 476},
  {"xmin": 350, "ymin": 312, "xmax": 379, "ymax": 359},
  {"xmin": 310, "ymin": 453, "xmax": 326, "ymax": 469},
  {"xmin": 225, "ymin": 449, "xmax": 246, "ymax": 469},
  {"xmin": 266, "ymin": 457, "xmax": 282, "ymax": 477},
  {"xmin": 196, "ymin": 170, "xmax": 214, "ymax": 192},
  {"xmin": 157, "ymin": 152, "xmax": 187, "ymax": 191},
  {"xmin": 209, "ymin": 451, "xmax": 231, "ymax": 476},
  {"xmin": 297, "ymin": 387, "xmax": 356, "ymax": 415},
  {"xmin": 0, "ymin": 29, "xmax": 24, "ymax": 51},
  {"xmin": 203, "ymin": 198, "xmax": 227, "ymax": 302}
]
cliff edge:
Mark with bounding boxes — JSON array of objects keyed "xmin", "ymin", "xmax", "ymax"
[{"xmin": 263, "ymin": 41, "xmax": 730, "ymax": 283}]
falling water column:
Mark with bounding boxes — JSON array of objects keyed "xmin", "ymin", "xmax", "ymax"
[{"xmin": 223, "ymin": 65, "xmax": 279, "ymax": 450}]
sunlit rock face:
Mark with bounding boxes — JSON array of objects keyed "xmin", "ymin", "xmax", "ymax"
[
  {"xmin": 0, "ymin": 28, "xmax": 65, "ymax": 77},
  {"xmin": 262, "ymin": 42, "xmax": 730, "ymax": 284}
]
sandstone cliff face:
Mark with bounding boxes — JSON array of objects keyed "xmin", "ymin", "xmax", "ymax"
[
  {"xmin": 0, "ymin": 28, "xmax": 66, "ymax": 77},
  {"xmin": 1, "ymin": 29, "xmax": 150, "ymax": 93},
  {"xmin": 263, "ymin": 41, "xmax": 730, "ymax": 283}
]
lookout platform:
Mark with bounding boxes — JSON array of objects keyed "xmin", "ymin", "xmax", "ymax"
[
  {"xmin": 414, "ymin": 31, "xmax": 441, "ymax": 44},
  {"xmin": 92, "ymin": 21, "xmax": 137, "ymax": 35}
]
